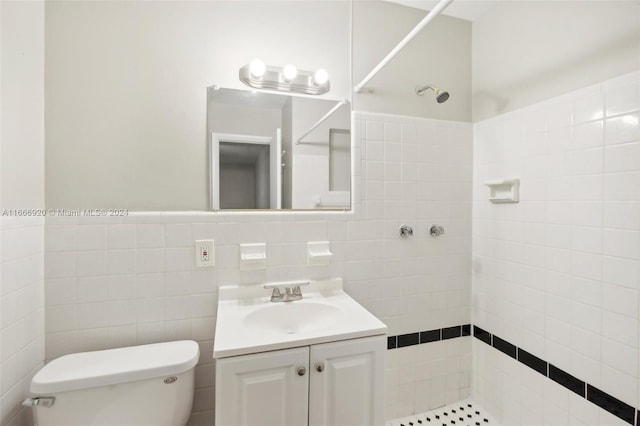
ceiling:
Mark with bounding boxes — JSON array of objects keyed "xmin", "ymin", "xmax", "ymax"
[{"xmin": 384, "ymin": 0, "xmax": 502, "ymax": 22}]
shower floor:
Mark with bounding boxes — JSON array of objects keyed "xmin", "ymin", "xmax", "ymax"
[{"xmin": 386, "ymin": 399, "xmax": 498, "ymax": 426}]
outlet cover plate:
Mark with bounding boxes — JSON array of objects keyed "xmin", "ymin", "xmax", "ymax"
[{"xmin": 195, "ymin": 239, "xmax": 215, "ymax": 268}]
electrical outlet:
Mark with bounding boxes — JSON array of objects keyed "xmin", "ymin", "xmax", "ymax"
[{"xmin": 195, "ymin": 240, "xmax": 215, "ymax": 268}]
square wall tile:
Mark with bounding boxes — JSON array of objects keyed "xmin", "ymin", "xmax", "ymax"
[{"xmin": 107, "ymin": 224, "xmax": 136, "ymax": 249}]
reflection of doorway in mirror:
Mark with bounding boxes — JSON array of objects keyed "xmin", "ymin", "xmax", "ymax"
[
  {"xmin": 219, "ymin": 142, "xmax": 270, "ymax": 209},
  {"xmin": 210, "ymin": 131, "xmax": 282, "ymax": 210}
]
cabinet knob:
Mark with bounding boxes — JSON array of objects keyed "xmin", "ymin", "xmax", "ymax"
[
  {"xmin": 296, "ymin": 366, "xmax": 306, "ymax": 376},
  {"xmin": 315, "ymin": 363, "xmax": 325, "ymax": 372}
]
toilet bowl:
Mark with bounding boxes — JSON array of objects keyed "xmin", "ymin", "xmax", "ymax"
[{"xmin": 24, "ymin": 340, "xmax": 200, "ymax": 426}]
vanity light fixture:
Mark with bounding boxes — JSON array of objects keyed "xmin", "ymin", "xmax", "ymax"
[{"xmin": 239, "ymin": 60, "xmax": 330, "ymax": 95}]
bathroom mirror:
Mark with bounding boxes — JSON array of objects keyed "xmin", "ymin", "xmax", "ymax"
[{"xmin": 207, "ymin": 87, "xmax": 351, "ymax": 210}]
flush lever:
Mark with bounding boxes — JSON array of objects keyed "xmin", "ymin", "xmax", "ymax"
[{"xmin": 23, "ymin": 397, "xmax": 55, "ymax": 408}]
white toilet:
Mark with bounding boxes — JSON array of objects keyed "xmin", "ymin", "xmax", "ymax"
[{"xmin": 24, "ymin": 340, "xmax": 200, "ymax": 426}]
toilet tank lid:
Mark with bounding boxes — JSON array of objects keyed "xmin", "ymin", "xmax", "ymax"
[{"xmin": 31, "ymin": 340, "xmax": 200, "ymax": 394}]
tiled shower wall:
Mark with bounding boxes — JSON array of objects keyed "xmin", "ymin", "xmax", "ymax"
[
  {"xmin": 0, "ymin": 217, "xmax": 45, "ymax": 426},
  {"xmin": 472, "ymin": 71, "xmax": 640, "ymax": 425},
  {"xmin": 43, "ymin": 112, "xmax": 473, "ymax": 423}
]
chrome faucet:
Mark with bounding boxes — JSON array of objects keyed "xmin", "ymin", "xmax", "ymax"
[{"xmin": 264, "ymin": 281, "xmax": 309, "ymax": 302}]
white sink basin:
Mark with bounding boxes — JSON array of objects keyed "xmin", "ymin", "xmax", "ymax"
[
  {"xmin": 242, "ymin": 301, "xmax": 343, "ymax": 334},
  {"xmin": 214, "ymin": 278, "xmax": 387, "ymax": 358}
]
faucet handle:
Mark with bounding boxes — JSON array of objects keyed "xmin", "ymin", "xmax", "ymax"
[
  {"xmin": 264, "ymin": 281, "xmax": 309, "ymax": 302},
  {"xmin": 271, "ymin": 287, "xmax": 282, "ymax": 298}
]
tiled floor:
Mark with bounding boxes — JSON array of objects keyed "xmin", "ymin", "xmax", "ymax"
[{"xmin": 387, "ymin": 399, "xmax": 497, "ymax": 426}]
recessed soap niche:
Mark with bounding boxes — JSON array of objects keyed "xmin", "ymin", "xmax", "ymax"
[{"xmin": 484, "ymin": 178, "xmax": 519, "ymax": 203}]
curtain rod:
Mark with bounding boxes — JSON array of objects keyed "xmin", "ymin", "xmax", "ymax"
[
  {"xmin": 296, "ymin": 99, "xmax": 348, "ymax": 144},
  {"xmin": 353, "ymin": 0, "xmax": 454, "ymax": 94}
]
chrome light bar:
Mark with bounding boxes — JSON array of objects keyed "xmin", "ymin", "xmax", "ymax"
[{"xmin": 239, "ymin": 64, "xmax": 330, "ymax": 96}]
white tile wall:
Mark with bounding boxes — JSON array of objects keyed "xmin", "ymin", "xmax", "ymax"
[
  {"xmin": 43, "ymin": 112, "xmax": 473, "ymax": 423},
  {"xmin": 473, "ymin": 71, "xmax": 640, "ymax": 423},
  {"xmin": 0, "ymin": 217, "xmax": 45, "ymax": 426},
  {"xmin": 473, "ymin": 340, "xmax": 631, "ymax": 426},
  {"xmin": 386, "ymin": 337, "xmax": 472, "ymax": 419}
]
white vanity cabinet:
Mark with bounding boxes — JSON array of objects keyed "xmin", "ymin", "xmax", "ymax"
[
  {"xmin": 216, "ymin": 346, "xmax": 310, "ymax": 426},
  {"xmin": 308, "ymin": 336, "xmax": 385, "ymax": 426},
  {"xmin": 215, "ymin": 335, "xmax": 385, "ymax": 426}
]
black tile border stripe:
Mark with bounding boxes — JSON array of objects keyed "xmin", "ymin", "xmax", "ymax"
[
  {"xmin": 387, "ymin": 335, "xmax": 397, "ymax": 350},
  {"xmin": 420, "ymin": 329, "xmax": 440, "ymax": 343},
  {"xmin": 386, "ymin": 324, "xmax": 469, "ymax": 350},
  {"xmin": 387, "ymin": 323, "xmax": 639, "ymax": 425},
  {"xmin": 471, "ymin": 325, "xmax": 637, "ymax": 426},
  {"xmin": 517, "ymin": 347, "xmax": 548, "ymax": 376},
  {"xmin": 549, "ymin": 364, "xmax": 585, "ymax": 397},
  {"xmin": 397, "ymin": 332, "xmax": 419, "ymax": 348},
  {"xmin": 473, "ymin": 325, "xmax": 491, "ymax": 345},
  {"xmin": 587, "ymin": 385, "xmax": 635, "ymax": 425},
  {"xmin": 492, "ymin": 335, "xmax": 516, "ymax": 359},
  {"xmin": 442, "ymin": 325, "xmax": 462, "ymax": 340}
]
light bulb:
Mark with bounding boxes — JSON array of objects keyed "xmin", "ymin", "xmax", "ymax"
[
  {"xmin": 282, "ymin": 64, "xmax": 297, "ymax": 82},
  {"xmin": 313, "ymin": 69, "xmax": 329, "ymax": 85},
  {"xmin": 249, "ymin": 59, "xmax": 266, "ymax": 78}
]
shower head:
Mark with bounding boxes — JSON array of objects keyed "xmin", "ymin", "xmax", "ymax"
[
  {"xmin": 436, "ymin": 91, "xmax": 449, "ymax": 103},
  {"xmin": 416, "ymin": 85, "xmax": 450, "ymax": 103}
]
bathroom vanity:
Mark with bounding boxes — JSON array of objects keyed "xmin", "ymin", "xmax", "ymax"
[{"xmin": 213, "ymin": 278, "xmax": 387, "ymax": 426}]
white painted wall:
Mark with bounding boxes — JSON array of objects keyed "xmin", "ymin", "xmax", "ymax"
[
  {"xmin": 45, "ymin": 0, "xmax": 350, "ymax": 211},
  {"xmin": 353, "ymin": 1, "xmax": 472, "ymax": 122},
  {"xmin": 0, "ymin": 1, "xmax": 45, "ymax": 425},
  {"xmin": 472, "ymin": 1, "xmax": 640, "ymax": 121},
  {"xmin": 1, "ymin": 1, "xmax": 45, "ymax": 209}
]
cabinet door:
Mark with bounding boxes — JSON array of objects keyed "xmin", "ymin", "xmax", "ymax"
[
  {"xmin": 309, "ymin": 335, "xmax": 385, "ymax": 426},
  {"xmin": 216, "ymin": 347, "xmax": 310, "ymax": 426}
]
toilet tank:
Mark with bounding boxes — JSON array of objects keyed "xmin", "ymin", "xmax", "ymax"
[{"xmin": 28, "ymin": 340, "xmax": 200, "ymax": 426}]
